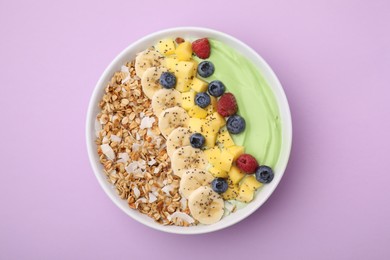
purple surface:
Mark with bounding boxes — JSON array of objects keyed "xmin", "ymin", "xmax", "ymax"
[{"xmin": 1, "ymin": 0, "xmax": 390, "ymax": 259}]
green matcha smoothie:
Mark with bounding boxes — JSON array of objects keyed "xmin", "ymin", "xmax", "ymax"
[{"xmin": 197, "ymin": 40, "xmax": 282, "ymax": 167}]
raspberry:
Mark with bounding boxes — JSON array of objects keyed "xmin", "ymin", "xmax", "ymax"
[
  {"xmin": 236, "ymin": 154, "xmax": 259, "ymax": 174},
  {"xmin": 217, "ymin": 93, "xmax": 238, "ymax": 117},
  {"xmin": 192, "ymin": 38, "xmax": 211, "ymax": 59}
]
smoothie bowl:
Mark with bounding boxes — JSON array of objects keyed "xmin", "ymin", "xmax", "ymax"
[{"xmin": 86, "ymin": 27, "xmax": 292, "ymax": 234}]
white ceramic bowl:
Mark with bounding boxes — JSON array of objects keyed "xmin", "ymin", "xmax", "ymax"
[{"xmin": 86, "ymin": 27, "xmax": 292, "ymax": 235}]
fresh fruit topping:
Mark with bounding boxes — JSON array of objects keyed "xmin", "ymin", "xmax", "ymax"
[
  {"xmin": 156, "ymin": 39, "xmax": 176, "ymax": 56},
  {"xmin": 190, "ymin": 133, "xmax": 205, "ymax": 148},
  {"xmin": 158, "ymin": 106, "xmax": 189, "ymax": 138},
  {"xmin": 228, "ymin": 165, "xmax": 246, "ymax": 184},
  {"xmin": 255, "ymin": 165, "xmax": 274, "ymax": 184},
  {"xmin": 142, "ymin": 67, "xmax": 168, "ymax": 99},
  {"xmin": 174, "ymin": 61, "xmax": 196, "ymax": 92},
  {"xmin": 188, "ymin": 186, "xmax": 224, "ymax": 225},
  {"xmin": 226, "ymin": 145, "xmax": 245, "ymax": 161},
  {"xmin": 175, "ymin": 37, "xmax": 185, "ymax": 44},
  {"xmin": 190, "ymin": 77, "xmax": 208, "ymax": 92},
  {"xmin": 236, "ymin": 154, "xmax": 259, "ymax": 174},
  {"xmin": 171, "ymin": 146, "xmax": 207, "ymax": 177},
  {"xmin": 181, "ymin": 91, "xmax": 196, "ymax": 111},
  {"xmin": 216, "ymin": 128, "xmax": 235, "ymax": 148},
  {"xmin": 195, "ymin": 92, "xmax": 211, "ymax": 108},
  {"xmin": 217, "ymin": 93, "xmax": 238, "ymax": 117},
  {"xmin": 211, "ymin": 178, "xmax": 229, "ymax": 194},
  {"xmin": 208, "ymin": 80, "xmax": 225, "ymax": 97},
  {"xmin": 197, "ymin": 61, "xmax": 215, "ymax": 78},
  {"xmin": 226, "ymin": 115, "xmax": 246, "ymax": 134},
  {"xmin": 179, "ymin": 169, "xmax": 214, "ymax": 199},
  {"xmin": 188, "ymin": 106, "xmax": 208, "ymax": 119},
  {"xmin": 192, "ymin": 38, "xmax": 211, "ymax": 59},
  {"xmin": 176, "ymin": 41, "xmax": 193, "ymax": 61},
  {"xmin": 159, "ymin": 72, "xmax": 176, "ymax": 89}
]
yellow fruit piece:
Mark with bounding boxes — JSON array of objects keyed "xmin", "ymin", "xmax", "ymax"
[
  {"xmin": 222, "ymin": 180, "xmax": 239, "ymax": 200},
  {"xmin": 208, "ymin": 167, "xmax": 228, "ymax": 178},
  {"xmin": 204, "ymin": 131, "xmax": 217, "ymax": 148},
  {"xmin": 201, "ymin": 123, "xmax": 218, "ymax": 148},
  {"xmin": 216, "ymin": 149, "xmax": 234, "ymax": 172},
  {"xmin": 237, "ymin": 184, "xmax": 255, "ymax": 203},
  {"xmin": 188, "ymin": 105, "xmax": 208, "ymax": 119},
  {"xmin": 188, "ymin": 118, "xmax": 205, "ymax": 133},
  {"xmin": 228, "ymin": 165, "xmax": 245, "ymax": 184},
  {"xmin": 226, "ymin": 145, "xmax": 245, "ymax": 161},
  {"xmin": 206, "ymin": 112, "xmax": 226, "ymax": 129},
  {"xmin": 205, "ymin": 96, "xmax": 218, "ymax": 115},
  {"xmin": 181, "ymin": 91, "xmax": 195, "ymax": 111},
  {"xmin": 176, "ymin": 77, "xmax": 192, "ymax": 92},
  {"xmin": 241, "ymin": 175, "xmax": 263, "ymax": 191},
  {"xmin": 174, "ymin": 61, "xmax": 195, "ymax": 92},
  {"xmin": 204, "ymin": 147, "xmax": 221, "ymax": 166},
  {"xmin": 217, "ymin": 128, "xmax": 235, "ymax": 148},
  {"xmin": 166, "ymin": 57, "xmax": 178, "ymax": 72},
  {"xmin": 190, "ymin": 77, "xmax": 208, "ymax": 92},
  {"xmin": 189, "ymin": 59, "xmax": 198, "ymax": 76},
  {"xmin": 175, "ymin": 42, "xmax": 192, "ymax": 61},
  {"xmin": 176, "ymin": 61, "xmax": 195, "ymax": 78},
  {"xmin": 156, "ymin": 39, "xmax": 176, "ymax": 56}
]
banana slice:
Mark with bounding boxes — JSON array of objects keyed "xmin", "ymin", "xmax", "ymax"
[
  {"xmin": 152, "ymin": 88, "xmax": 182, "ymax": 116},
  {"xmin": 179, "ymin": 168, "xmax": 214, "ymax": 199},
  {"xmin": 141, "ymin": 66, "xmax": 168, "ymax": 99},
  {"xmin": 188, "ymin": 186, "xmax": 224, "ymax": 225},
  {"xmin": 171, "ymin": 146, "xmax": 207, "ymax": 177},
  {"xmin": 166, "ymin": 127, "xmax": 191, "ymax": 157},
  {"xmin": 158, "ymin": 106, "xmax": 189, "ymax": 138},
  {"xmin": 135, "ymin": 49, "xmax": 165, "ymax": 78}
]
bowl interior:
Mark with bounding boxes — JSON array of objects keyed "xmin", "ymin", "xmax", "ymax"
[{"xmin": 86, "ymin": 27, "xmax": 292, "ymax": 234}]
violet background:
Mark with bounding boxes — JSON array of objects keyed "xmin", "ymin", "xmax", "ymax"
[{"xmin": 1, "ymin": 0, "xmax": 389, "ymax": 259}]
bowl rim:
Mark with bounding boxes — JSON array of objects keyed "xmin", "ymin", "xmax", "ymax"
[{"xmin": 86, "ymin": 26, "xmax": 292, "ymax": 235}]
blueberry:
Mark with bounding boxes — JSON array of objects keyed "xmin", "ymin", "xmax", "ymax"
[
  {"xmin": 159, "ymin": 72, "xmax": 176, "ymax": 89},
  {"xmin": 208, "ymin": 80, "xmax": 225, "ymax": 97},
  {"xmin": 255, "ymin": 165, "xmax": 274, "ymax": 184},
  {"xmin": 190, "ymin": 133, "xmax": 205, "ymax": 148},
  {"xmin": 211, "ymin": 178, "xmax": 228, "ymax": 194},
  {"xmin": 226, "ymin": 115, "xmax": 246, "ymax": 134},
  {"xmin": 197, "ymin": 61, "xmax": 215, "ymax": 78},
  {"xmin": 195, "ymin": 92, "xmax": 211, "ymax": 108}
]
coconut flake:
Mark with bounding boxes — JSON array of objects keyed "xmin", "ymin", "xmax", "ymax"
[
  {"xmin": 125, "ymin": 161, "xmax": 143, "ymax": 174},
  {"xmin": 101, "ymin": 144, "xmax": 115, "ymax": 160},
  {"xmin": 117, "ymin": 153, "xmax": 129, "ymax": 163},
  {"xmin": 110, "ymin": 134, "xmax": 121, "ymax": 143},
  {"xmin": 148, "ymin": 158, "xmax": 156, "ymax": 166},
  {"xmin": 95, "ymin": 119, "xmax": 102, "ymax": 137},
  {"xmin": 139, "ymin": 160, "xmax": 146, "ymax": 169},
  {"xmin": 140, "ymin": 116, "xmax": 155, "ymax": 129},
  {"xmin": 161, "ymin": 184, "xmax": 174, "ymax": 196},
  {"xmin": 132, "ymin": 185, "xmax": 140, "ymax": 198},
  {"xmin": 102, "ymin": 136, "xmax": 109, "ymax": 144},
  {"xmin": 154, "ymin": 167, "xmax": 160, "ymax": 174},
  {"xmin": 225, "ymin": 201, "xmax": 235, "ymax": 212},
  {"xmin": 147, "ymin": 129, "xmax": 155, "ymax": 137},
  {"xmin": 149, "ymin": 192, "xmax": 157, "ymax": 203},
  {"xmin": 132, "ymin": 143, "xmax": 141, "ymax": 152},
  {"xmin": 169, "ymin": 212, "xmax": 195, "ymax": 224},
  {"xmin": 180, "ymin": 197, "xmax": 187, "ymax": 210},
  {"xmin": 139, "ymin": 112, "xmax": 145, "ymax": 119},
  {"xmin": 121, "ymin": 65, "xmax": 130, "ymax": 84},
  {"xmin": 135, "ymin": 197, "xmax": 147, "ymax": 208},
  {"xmin": 136, "ymin": 133, "xmax": 141, "ymax": 140}
]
